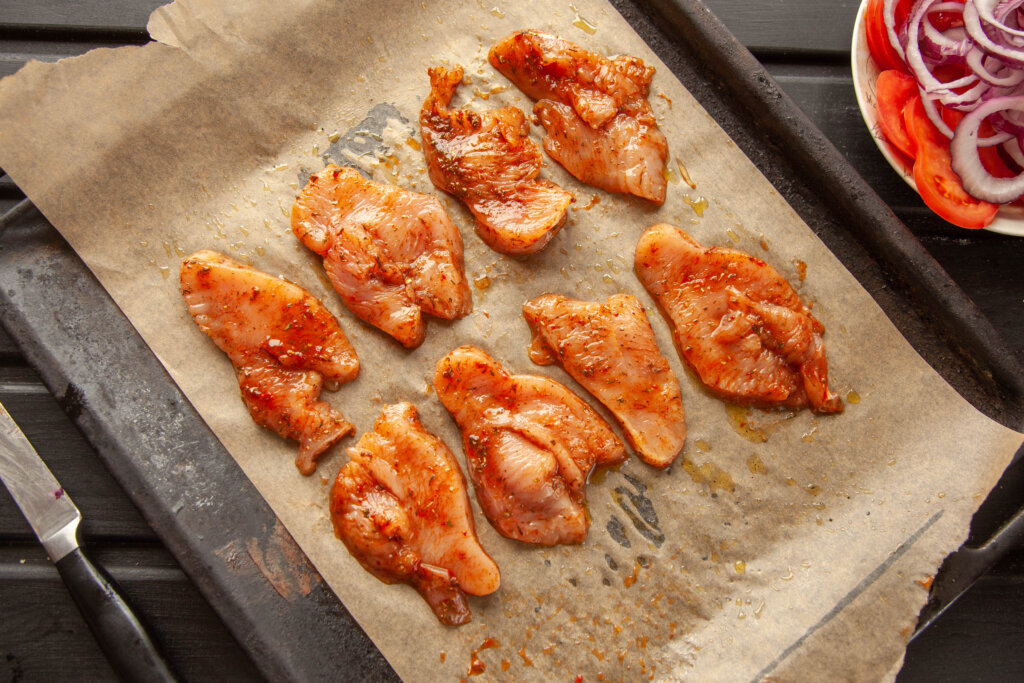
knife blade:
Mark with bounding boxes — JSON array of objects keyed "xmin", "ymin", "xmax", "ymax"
[{"xmin": 0, "ymin": 401, "xmax": 177, "ymax": 682}]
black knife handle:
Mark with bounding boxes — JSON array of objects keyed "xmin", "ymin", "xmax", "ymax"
[{"xmin": 55, "ymin": 547, "xmax": 177, "ymax": 683}]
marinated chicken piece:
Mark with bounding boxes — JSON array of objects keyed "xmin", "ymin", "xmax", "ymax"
[
  {"xmin": 634, "ymin": 224, "xmax": 843, "ymax": 413},
  {"xmin": 291, "ymin": 165, "xmax": 472, "ymax": 348},
  {"xmin": 489, "ymin": 30, "xmax": 668, "ymax": 204},
  {"xmin": 330, "ymin": 402, "xmax": 499, "ymax": 626},
  {"xmin": 523, "ymin": 293, "xmax": 686, "ymax": 468},
  {"xmin": 180, "ymin": 250, "xmax": 359, "ymax": 474},
  {"xmin": 420, "ymin": 64, "xmax": 574, "ymax": 255},
  {"xmin": 433, "ymin": 346, "xmax": 626, "ymax": 545}
]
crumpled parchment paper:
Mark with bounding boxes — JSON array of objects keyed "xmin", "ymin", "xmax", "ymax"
[{"xmin": 0, "ymin": 0, "xmax": 1021, "ymax": 680}]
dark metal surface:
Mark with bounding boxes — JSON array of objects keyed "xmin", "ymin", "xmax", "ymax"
[{"xmin": 0, "ymin": 0, "xmax": 1021, "ymax": 680}]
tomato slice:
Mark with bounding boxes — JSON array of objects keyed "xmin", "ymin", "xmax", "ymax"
[
  {"xmin": 866, "ymin": 0, "xmax": 909, "ymax": 72},
  {"xmin": 876, "ymin": 70, "xmax": 918, "ymax": 158},
  {"xmin": 904, "ymin": 96, "xmax": 998, "ymax": 229},
  {"xmin": 929, "ymin": 0, "xmax": 966, "ymax": 32}
]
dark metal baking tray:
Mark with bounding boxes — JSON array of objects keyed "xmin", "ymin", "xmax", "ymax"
[{"xmin": 1, "ymin": 1, "xmax": 1021, "ymax": 679}]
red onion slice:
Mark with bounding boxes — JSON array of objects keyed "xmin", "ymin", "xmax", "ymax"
[
  {"xmin": 883, "ymin": 0, "xmax": 908, "ymax": 63},
  {"xmin": 964, "ymin": 1, "xmax": 1024, "ymax": 64},
  {"xmin": 975, "ymin": 0, "xmax": 1024, "ymax": 40},
  {"xmin": 966, "ymin": 46, "xmax": 1024, "ymax": 86},
  {"xmin": 951, "ymin": 96, "xmax": 1024, "ymax": 201},
  {"xmin": 1002, "ymin": 136, "xmax": 1024, "ymax": 168}
]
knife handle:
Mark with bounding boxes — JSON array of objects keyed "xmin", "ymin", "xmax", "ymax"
[{"xmin": 55, "ymin": 547, "xmax": 178, "ymax": 683}]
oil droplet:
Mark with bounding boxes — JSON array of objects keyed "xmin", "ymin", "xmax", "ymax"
[
  {"xmin": 559, "ymin": 267, "xmax": 570, "ymax": 280},
  {"xmin": 440, "ymin": 651, "xmax": 446, "ymax": 663},
  {"xmin": 725, "ymin": 406, "xmax": 768, "ymax": 443},
  {"xmin": 804, "ymin": 483, "xmax": 821, "ymax": 496},
  {"xmin": 754, "ymin": 600, "xmax": 765, "ymax": 618},
  {"xmin": 683, "ymin": 194, "xmax": 708, "ymax": 217},
  {"xmin": 747, "ymin": 454, "xmax": 767, "ymax": 475},
  {"xmin": 159, "ymin": 266, "xmax": 170, "ymax": 280},
  {"xmin": 491, "ymin": 7, "xmax": 506, "ymax": 18},
  {"xmin": 847, "ymin": 390, "xmax": 861, "ymax": 404},
  {"xmin": 602, "ymin": 274, "xmax": 614, "ymax": 284},
  {"xmin": 681, "ymin": 457, "xmax": 735, "ymax": 493},
  {"xmin": 570, "ymin": 3, "xmax": 598, "ymax": 33},
  {"xmin": 694, "ymin": 439, "xmax": 712, "ymax": 453},
  {"xmin": 726, "ymin": 405, "xmax": 795, "ymax": 442},
  {"xmin": 328, "ymin": 131, "xmax": 341, "ymax": 143},
  {"xmin": 474, "ymin": 276, "xmax": 492, "ymax": 290},
  {"xmin": 794, "ymin": 259, "xmax": 808, "ymax": 283},
  {"xmin": 676, "ymin": 158, "xmax": 696, "ymax": 188},
  {"xmin": 734, "ymin": 560, "xmax": 746, "ymax": 574},
  {"xmin": 726, "ymin": 228, "xmax": 740, "ymax": 243}
]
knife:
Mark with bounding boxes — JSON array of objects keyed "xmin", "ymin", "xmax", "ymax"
[{"xmin": 0, "ymin": 402, "xmax": 177, "ymax": 682}]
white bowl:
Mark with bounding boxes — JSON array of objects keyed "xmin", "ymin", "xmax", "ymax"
[{"xmin": 850, "ymin": 0, "xmax": 1024, "ymax": 236}]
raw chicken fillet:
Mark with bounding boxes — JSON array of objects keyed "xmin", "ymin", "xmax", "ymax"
[
  {"xmin": 433, "ymin": 345, "xmax": 626, "ymax": 546},
  {"xmin": 180, "ymin": 250, "xmax": 359, "ymax": 474},
  {"xmin": 330, "ymin": 402, "xmax": 499, "ymax": 626},
  {"xmin": 524, "ymin": 293, "xmax": 686, "ymax": 468},
  {"xmin": 489, "ymin": 30, "xmax": 668, "ymax": 204},
  {"xmin": 291, "ymin": 165, "xmax": 472, "ymax": 348},
  {"xmin": 634, "ymin": 224, "xmax": 843, "ymax": 413},
  {"xmin": 420, "ymin": 64, "xmax": 573, "ymax": 255}
]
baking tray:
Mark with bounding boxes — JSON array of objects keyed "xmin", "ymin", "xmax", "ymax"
[{"xmin": 1, "ymin": 1, "xmax": 1022, "ymax": 679}]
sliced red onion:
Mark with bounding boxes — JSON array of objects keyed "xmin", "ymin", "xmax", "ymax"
[
  {"xmin": 907, "ymin": 0, "xmax": 982, "ymax": 92},
  {"xmin": 883, "ymin": 0, "xmax": 908, "ymax": 63},
  {"xmin": 963, "ymin": 1, "xmax": 1024, "ymax": 64},
  {"xmin": 951, "ymin": 96, "xmax": 1024, "ymax": 201},
  {"xmin": 1002, "ymin": 136, "xmax": 1024, "ymax": 168},
  {"xmin": 991, "ymin": 105, "xmax": 1024, "ymax": 134},
  {"xmin": 975, "ymin": 0, "xmax": 1024, "ymax": 41},
  {"xmin": 966, "ymin": 46, "xmax": 1024, "ymax": 86},
  {"xmin": 920, "ymin": 89, "xmax": 958, "ymax": 137},
  {"xmin": 921, "ymin": 18, "xmax": 969, "ymax": 59}
]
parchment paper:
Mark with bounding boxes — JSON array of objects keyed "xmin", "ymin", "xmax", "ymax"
[{"xmin": 1, "ymin": 0, "xmax": 1021, "ymax": 680}]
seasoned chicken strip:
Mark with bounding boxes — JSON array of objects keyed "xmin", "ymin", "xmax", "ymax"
[
  {"xmin": 330, "ymin": 402, "xmax": 499, "ymax": 626},
  {"xmin": 523, "ymin": 293, "xmax": 686, "ymax": 468},
  {"xmin": 291, "ymin": 165, "xmax": 472, "ymax": 348},
  {"xmin": 489, "ymin": 30, "xmax": 668, "ymax": 204},
  {"xmin": 180, "ymin": 250, "xmax": 359, "ymax": 474},
  {"xmin": 433, "ymin": 346, "xmax": 626, "ymax": 546},
  {"xmin": 634, "ymin": 224, "xmax": 842, "ymax": 413},
  {"xmin": 420, "ymin": 64, "xmax": 574, "ymax": 255}
]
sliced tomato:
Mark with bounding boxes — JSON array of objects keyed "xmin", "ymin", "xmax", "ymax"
[
  {"xmin": 866, "ymin": 0, "xmax": 909, "ymax": 72},
  {"xmin": 904, "ymin": 96, "xmax": 998, "ymax": 229},
  {"xmin": 876, "ymin": 70, "xmax": 918, "ymax": 158},
  {"xmin": 928, "ymin": 0, "xmax": 966, "ymax": 32}
]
